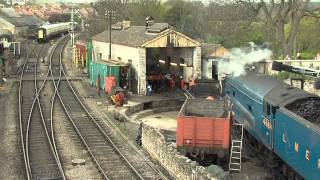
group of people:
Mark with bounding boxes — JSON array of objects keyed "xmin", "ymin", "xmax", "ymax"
[{"xmin": 146, "ymin": 74, "xmax": 196, "ymax": 95}]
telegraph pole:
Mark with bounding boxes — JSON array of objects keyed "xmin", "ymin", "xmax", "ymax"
[
  {"xmin": 106, "ymin": 10, "xmax": 115, "ymax": 60},
  {"xmin": 71, "ymin": 6, "xmax": 75, "ymax": 47},
  {"xmin": 70, "ymin": 5, "xmax": 76, "ymax": 65}
]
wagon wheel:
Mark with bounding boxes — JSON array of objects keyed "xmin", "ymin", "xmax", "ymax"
[{"xmin": 200, "ymin": 150, "xmax": 205, "ymax": 161}]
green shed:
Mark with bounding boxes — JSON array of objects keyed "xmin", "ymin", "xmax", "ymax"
[{"xmin": 88, "ymin": 60, "xmax": 121, "ymax": 89}]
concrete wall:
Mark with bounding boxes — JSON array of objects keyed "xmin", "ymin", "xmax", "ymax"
[
  {"xmin": 138, "ymin": 47, "xmax": 146, "ymax": 95},
  {"xmin": 92, "ymin": 39, "xmax": 201, "ymax": 94},
  {"xmin": 142, "ymin": 124, "xmax": 226, "ymax": 180},
  {"xmin": 92, "ymin": 41, "xmax": 140, "ymax": 63},
  {"xmin": 193, "ymin": 47, "xmax": 201, "ymax": 79}
]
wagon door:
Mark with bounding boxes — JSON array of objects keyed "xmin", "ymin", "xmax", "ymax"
[{"xmin": 261, "ymin": 101, "xmax": 275, "ymax": 149}]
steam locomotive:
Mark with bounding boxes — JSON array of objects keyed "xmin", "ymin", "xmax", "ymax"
[{"xmin": 224, "ymin": 72, "xmax": 320, "ymax": 180}]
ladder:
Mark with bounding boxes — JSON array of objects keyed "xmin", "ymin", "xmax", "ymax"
[
  {"xmin": 74, "ymin": 48, "xmax": 85, "ymax": 68},
  {"xmin": 229, "ymin": 123, "xmax": 244, "ymax": 172}
]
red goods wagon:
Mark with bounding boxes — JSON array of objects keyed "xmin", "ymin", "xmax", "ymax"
[{"xmin": 176, "ymin": 98, "xmax": 230, "ymax": 158}]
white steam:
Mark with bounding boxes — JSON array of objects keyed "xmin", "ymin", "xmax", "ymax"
[{"xmin": 219, "ymin": 42, "xmax": 272, "ymax": 77}]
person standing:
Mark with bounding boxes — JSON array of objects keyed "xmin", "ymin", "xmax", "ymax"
[
  {"xmin": 296, "ymin": 52, "xmax": 302, "ymax": 60},
  {"xmin": 314, "ymin": 53, "xmax": 320, "ymax": 60},
  {"xmin": 188, "ymin": 75, "xmax": 196, "ymax": 94},
  {"xmin": 284, "ymin": 54, "xmax": 291, "ymax": 60}
]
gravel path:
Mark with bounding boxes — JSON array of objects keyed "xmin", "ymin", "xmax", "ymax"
[
  {"xmin": 53, "ymin": 101, "xmax": 101, "ymax": 180},
  {"xmin": 0, "ymin": 82, "xmax": 24, "ymax": 179}
]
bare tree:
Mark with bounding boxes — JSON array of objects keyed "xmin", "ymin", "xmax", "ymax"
[{"xmin": 239, "ymin": 0, "xmax": 317, "ymax": 58}]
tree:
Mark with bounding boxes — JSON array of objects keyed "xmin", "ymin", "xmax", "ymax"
[
  {"xmin": 239, "ymin": 0, "xmax": 316, "ymax": 58},
  {"xmin": 48, "ymin": 14, "xmax": 64, "ymax": 23},
  {"xmin": 295, "ymin": 17, "xmax": 320, "ymax": 58}
]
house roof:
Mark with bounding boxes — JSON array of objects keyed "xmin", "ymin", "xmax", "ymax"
[
  {"xmin": 92, "ymin": 25, "xmax": 165, "ymax": 47},
  {"xmin": 92, "ymin": 23, "xmax": 200, "ymax": 48},
  {"xmin": 4, "ymin": 15, "xmax": 43, "ymax": 27},
  {"xmin": 0, "ymin": 8, "xmax": 20, "ymax": 17},
  {"xmin": 0, "ymin": 8, "xmax": 43, "ymax": 27},
  {"xmin": 201, "ymin": 43, "xmax": 228, "ymax": 58}
]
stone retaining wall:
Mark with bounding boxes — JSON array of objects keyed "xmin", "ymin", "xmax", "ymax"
[
  {"xmin": 142, "ymin": 125, "xmax": 227, "ymax": 180},
  {"xmin": 112, "ymin": 99, "xmax": 184, "ymax": 122}
]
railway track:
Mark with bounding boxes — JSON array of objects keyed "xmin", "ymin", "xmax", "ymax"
[
  {"xmin": 18, "ymin": 35, "xmax": 167, "ymax": 179},
  {"xmin": 19, "ymin": 40, "xmax": 65, "ymax": 180},
  {"xmin": 50, "ymin": 39, "xmax": 167, "ymax": 179}
]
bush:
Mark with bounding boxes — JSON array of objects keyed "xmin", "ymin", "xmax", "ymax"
[
  {"xmin": 300, "ymin": 52, "xmax": 315, "ymax": 60},
  {"xmin": 273, "ymin": 72, "xmax": 304, "ymax": 80}
]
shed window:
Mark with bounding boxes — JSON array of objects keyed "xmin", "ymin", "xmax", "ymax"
[
  {"xmin": 232, "ymin": 91, "xmax": 235, "ymax": 97},
  {"xmin": 248, "ymin": 105, "xmax": 252, "ymax": 112}
]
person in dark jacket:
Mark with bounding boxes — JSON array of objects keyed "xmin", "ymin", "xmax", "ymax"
[{"xmin": 135, "ymin": 122, "xmax": 144, "ymax": 146}]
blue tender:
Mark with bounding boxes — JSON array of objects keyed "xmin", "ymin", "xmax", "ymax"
[{"xmin": 224, "ymin": 72, "xmax": 320, "ymax": 180}]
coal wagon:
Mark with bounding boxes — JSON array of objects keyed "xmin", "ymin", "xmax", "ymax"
[{"xmin": 176, "ymin": 98, "xmax": 231, "ymax": 159}]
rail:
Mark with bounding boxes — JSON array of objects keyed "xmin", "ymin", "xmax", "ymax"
[
  {"xmin": 50, "ymin": 38, "xmax": 147, "ymax": 179},
  {"xmin": 19, "ymin": 40, "xmax": 66, "ymax": 180}
]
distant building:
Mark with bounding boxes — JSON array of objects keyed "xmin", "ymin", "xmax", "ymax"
[
  {"xmin": 10, "ymin": 0, "xmax": 25, "ymax": 6},
  {"xmin": 0, "ymin": 8, "xmax": 43, "ymax": 36},
  {"xmin": 201, "ymin": 43, "xmax": 229, "ymax": 80},
  {"xmin": 91, "ymin": 20, "xmax": 201, "ymax": 95}
]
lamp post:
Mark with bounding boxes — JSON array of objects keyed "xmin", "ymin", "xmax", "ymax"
[{"xmin": 106, "ymin": 10, "xmax": 115, "ymax": 60}]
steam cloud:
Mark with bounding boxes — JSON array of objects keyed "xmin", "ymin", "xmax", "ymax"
[{"xmin": 219, "ymin": 42, "xmax": 272, "ymax": 77}]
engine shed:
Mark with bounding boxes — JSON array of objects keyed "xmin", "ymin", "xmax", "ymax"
[{"xmin": 91, "ymin": 20, "xmax": 201, "ymax": 95}]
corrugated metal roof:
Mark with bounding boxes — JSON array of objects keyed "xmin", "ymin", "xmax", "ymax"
[{"xmin": 92, "ymin": 25, "xmax": 163, "ymax": 47}]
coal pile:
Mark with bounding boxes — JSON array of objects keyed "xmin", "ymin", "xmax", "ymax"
[
  {"xmin": 286, "ymin": 97, "xmax": 320, "ymax": 123},
  {"xmin": 184, "ymin": 99, "xmax": 228, "ymax": 118}
]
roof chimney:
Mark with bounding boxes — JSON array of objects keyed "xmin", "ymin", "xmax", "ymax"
[
  {"xmin": 122, "ymin": 20, "xmax": 130, "ymax": 29},
  {"xmin": 145, "ymin": 16, "xmax": 154, "ymax": 30}
]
